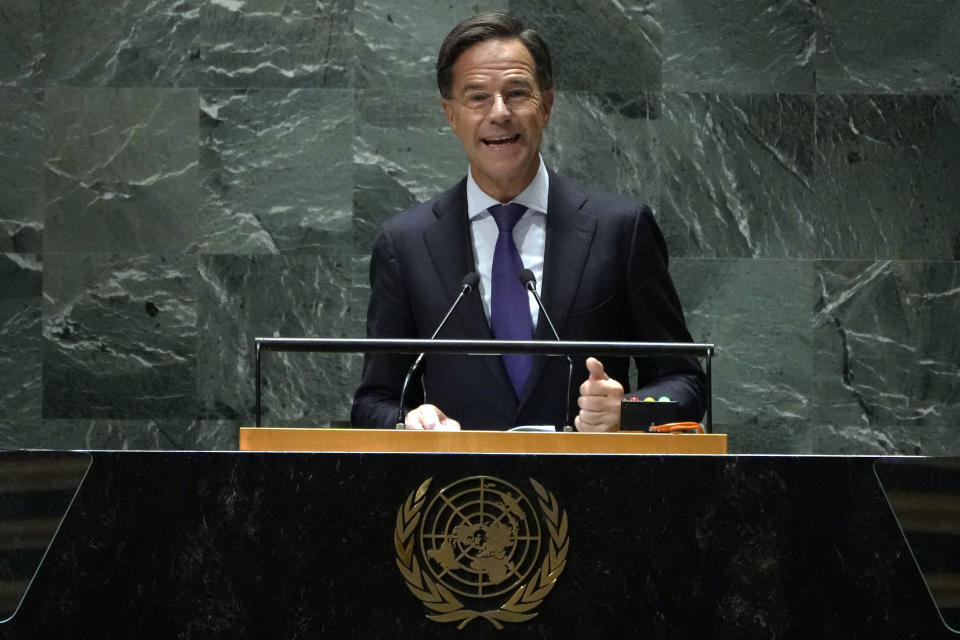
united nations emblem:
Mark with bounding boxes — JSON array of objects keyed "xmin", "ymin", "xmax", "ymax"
[{"xmin": 394, "ymin": 476, "xmax": 569, "ymax": 629}]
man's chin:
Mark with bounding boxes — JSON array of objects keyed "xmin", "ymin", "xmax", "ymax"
[{"xmin": 473, "ymin": 170, "xmax": 538, "ymax": 200}]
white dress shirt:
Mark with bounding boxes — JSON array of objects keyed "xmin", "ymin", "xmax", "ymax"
[{"xmin": 466, "ymin": 158, "xmax": 549, "ymax": 328}]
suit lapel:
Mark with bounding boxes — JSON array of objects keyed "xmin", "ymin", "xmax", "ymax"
[
  {"xmin": 518, "ymin": 173, "xmax": 598, "ymax": 410},
  {"xmin": 422, "ymin": 180, "xmax": 489, "ymax": 338},
  {"xmin": 423, "ymin": 180, "xmax": 517, "ymax": 408}
]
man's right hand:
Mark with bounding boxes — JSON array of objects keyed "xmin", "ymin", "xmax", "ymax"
[{"xmin": 404, "ymin": 404, "xmax": 461, "ymax": 430}]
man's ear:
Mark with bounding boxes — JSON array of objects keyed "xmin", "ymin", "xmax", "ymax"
[
  {"xmin": 540, "ymin": 89, "xmax": 555, "ymax": 124},
  {"xmin": 441, "ymin": 98, "xmax": 456, "ymax": 130}
]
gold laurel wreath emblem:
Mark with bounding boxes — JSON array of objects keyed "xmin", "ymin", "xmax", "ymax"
[{"xmin": 394, "ymin": 477, "xmax": 569, "ymax": 630}]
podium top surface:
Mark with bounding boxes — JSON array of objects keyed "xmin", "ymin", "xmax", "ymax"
[{"xmin": 238, "ymin": 427, "xmax": 727, "ymax": 454}]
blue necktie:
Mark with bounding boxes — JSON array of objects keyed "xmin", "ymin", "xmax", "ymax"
[{"xmin": 489, "ymin": 203, "xmax": 533, "ymax": 398}]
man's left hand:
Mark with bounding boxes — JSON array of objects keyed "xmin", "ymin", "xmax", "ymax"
[{"xmin": 575, "ymin": 357, "xmax": 624, "ymax": 432}]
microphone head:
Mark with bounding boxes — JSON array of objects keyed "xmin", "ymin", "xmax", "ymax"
[
  {"xmin": 461, "ymin": 271, "xmax": 480, "ymax": 293},
  {"xmin": 518, "ymin": 268, "xmax": 536, "ymax": 290}
]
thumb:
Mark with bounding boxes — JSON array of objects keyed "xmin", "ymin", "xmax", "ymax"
[{"xmin": 586, "ymin": 357, "xmax": 609, "ymax": 381}]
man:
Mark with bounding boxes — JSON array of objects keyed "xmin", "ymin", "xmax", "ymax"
[{"xmin": 351, "ymin": 13, "xmax": 705, "ymax": 431}]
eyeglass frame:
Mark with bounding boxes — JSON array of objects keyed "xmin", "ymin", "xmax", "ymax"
[{"xmin": 454, "ymin": 86, "xmax": 543, "ymax": 112}]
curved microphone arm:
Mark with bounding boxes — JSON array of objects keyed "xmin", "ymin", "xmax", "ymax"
[
  {"xmin": 395, "ymin": 272, "xmax": 479, "ymax": 427},
  {"xmin": 519, "ymin": 269, "xmax": 575, "ymax": 430}
]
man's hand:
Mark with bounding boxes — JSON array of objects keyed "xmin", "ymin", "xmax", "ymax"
[
  {"xmin": 575, "ymin": 357, "xmax": 624, "ymax": 432},
  {"xmin": 404, "ymin": 404, "xmax": 461, "ymax": 430}
]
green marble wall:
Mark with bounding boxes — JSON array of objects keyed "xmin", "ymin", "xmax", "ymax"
[{"xmin": 1, "ymin": 0, "xmax": 958, "ymax": 453}]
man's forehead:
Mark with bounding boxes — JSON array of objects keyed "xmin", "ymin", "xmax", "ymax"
[
  {"xmin": 451, "ymin": 38, "xmax": 537, "ymax": 85},
  {"xmin": 460, "ymin": 74, "xmax": 535, "ymax": 90}
]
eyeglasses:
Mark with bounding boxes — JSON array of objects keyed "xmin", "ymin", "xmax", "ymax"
[{"xmin": 456, "ymin": 87, "xmax": 540, "ymax": 112}]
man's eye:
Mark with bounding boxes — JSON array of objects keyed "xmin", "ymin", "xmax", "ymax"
[
  {"xmin": 505, "ymin": 89, "xmax": 531, "ymax": 99},
  {"xmin": 466, "ymin": 93, "xmax": 490, "ymax": 104}
]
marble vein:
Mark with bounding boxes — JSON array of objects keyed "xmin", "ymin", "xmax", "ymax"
[{"xmin": 815, "ymin": 261, "xmax": 891, "ymax": 321}]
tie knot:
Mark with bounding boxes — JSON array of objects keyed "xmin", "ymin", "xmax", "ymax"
[{"xmin": 488, "ymin": 203, "xmax": 527, "ymax": 232}]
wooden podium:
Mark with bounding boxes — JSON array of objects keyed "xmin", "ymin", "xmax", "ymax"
[{"xmin": 238, "ymin": 427, "xmax": 727, "ymax": 454}]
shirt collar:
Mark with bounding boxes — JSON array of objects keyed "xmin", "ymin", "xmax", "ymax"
[{"xmin": 466, "ymin": 156, "xmax": 550, "ymax": 220}]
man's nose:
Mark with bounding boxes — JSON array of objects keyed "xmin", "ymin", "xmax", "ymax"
[{"xmin": 487, "ymin": 93, "xmax": 511, "ymax": 119}]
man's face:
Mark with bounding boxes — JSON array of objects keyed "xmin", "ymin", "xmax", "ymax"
[{"xmin": 442, "ymin": 38, "xmax": 554, "ymax": 202}]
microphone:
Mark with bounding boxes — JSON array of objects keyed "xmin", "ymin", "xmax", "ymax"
[
  {"xmin": 519, "ymin": 269, "xmax": 575, "ymax": 431},
  {"xmin": 396, "ymin": 272, "xmax": 480, "ymax": 427}
]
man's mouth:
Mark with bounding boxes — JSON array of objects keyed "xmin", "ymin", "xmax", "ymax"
[{"xmin": 482, "ymin": 134, "xmax": 520, "ymax": 146}]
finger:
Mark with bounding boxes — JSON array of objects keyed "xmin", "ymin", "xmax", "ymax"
[
  {"xmin": 432, "ymin": 407, "xmax": 460, "ymax": 431},
  {"xmin": 580, "ymin": 377, "xmax": 622, "ymax": 398},
  {"xmin": 419, "ymin": 405, "xmax": 441, "ymax": 430},
  {"xmin": 574, "ymin": 411, "xmax": 605, "ymax": 432},
  {"xmin": 577, "ymin": 405, "xmax": 620, "ymax": 432},
  {"xmin": 577, "ymin": 403, "xmax": 608, "ymax": 422},
  {"xmin": 435, "ymin": 417, "xmax": 461, "ymax": 431},
  {"xmin": 578, "ymin": 394, "xmax": 614, "ymax": 411},
  {"xmin": 586, "ymin": 357, "xmax": 608, "ymax": 381},
  {"xmin": 405, "ymin": 405, "xmax": 440, "ymax": 430},
  {"xmin": 403, "ymin": 411, "xmax": 425, "ymax": 429}
]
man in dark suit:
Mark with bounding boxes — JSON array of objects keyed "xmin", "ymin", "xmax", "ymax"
[{"xmin": 351, "ymin": 13, "xmax": 705, "ymax": 431}]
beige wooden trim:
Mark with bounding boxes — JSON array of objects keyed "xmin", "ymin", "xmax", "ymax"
[{"xmin": 239, "ymin": 427, "xmax": 727, "ymax": 454}]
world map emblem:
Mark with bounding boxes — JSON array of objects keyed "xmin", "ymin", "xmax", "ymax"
[{"xmin": 394, "ymin": 476, "xmax": 569, "ymax": 629}]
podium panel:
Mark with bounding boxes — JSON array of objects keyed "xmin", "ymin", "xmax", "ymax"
[{"xmin": 0, "ymin": 451, "xmax": 951, "ymax": 638}]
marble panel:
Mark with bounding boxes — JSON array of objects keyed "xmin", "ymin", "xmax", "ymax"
[
  {"xmin": 0, "ymin": 418, "xmax": 238, "ymax": 450},
  {"xmin": 192, "ymin": 419, "xmax": 241, "ymax": 450},
  {"xmin": 348, "ymin": 253, "xmax": 373, "ymax": 339},
  {"xmin": 542, "ymin": 92, "xmax": 659, "ymax": 209},
  {"xmin": 2, "ymin": 419, "xmax": 162, "ymax": 450},
  {"xmin": 813, "ymin": 261, "xmax": 960, "ymax": 454},
  {"xmin": 671, "ymin": 258, "xmax": 816, "ymax": 454},
  {"xmin": 0, "ymin": 254, "xmax": 42, "ymax": 429},
  {"xmin": 42, "ymin": 253, "xmax": 198, "ymax": 419},
  {"xmin": 818, "ymin": 0, "xmax": 960, "ymax": 93},
  {"xmin": 659, "ymin": 93, "xmax": 817, "ymax": 258},
  {"xmin": 661, "ymin": 0, "xmax": 816, "ymax": 93},
  {"xmin": 40, "ymin": 0, "xmax": 202, "ymax": 87},
  {"xmin": 813, "ymin": 94, "xmax": 960, "ymax": 260},
  {"xmin": 200, "ymin": 0, "xmax": 352, "ymax": 89},
  {"xmin": 0, "ymin": 420, "xmax": 30, "ymax": 449},
  {"xmin": 197, "ymin": 88, "xmax": 352, "ymax": 254},
  {"xmin": 510, "ymin": 0, "xmax": 661, "ymax": 91},
  {"xmin": 0, "ymin": 89, "xmax": 43, "ymax": 252},
  {"xmin": 196, "ymin": 252, "xmax": 356, "ymax": 427},
  {"xmin": 353, "ymin": 89, "xmax": 463, "ymax": 256},
  {"xmin": 0, "ymin": 0, "xmax": 43, "ymax": 86},
  {"xmin": 355, "ymin": 0, "xmax": 508, "ymax": 91},
  {"xmin": 808, "ymin": 423, "xmax": 960, "ymax": 457},
  {"xmin": 43, "ymin": 88, "xmax": 200, "ymax": 254}
]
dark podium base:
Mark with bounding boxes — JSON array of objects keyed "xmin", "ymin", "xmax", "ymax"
[{"xmin": 0, "ymin": 451, "xmax": 952, "ymax": 639}]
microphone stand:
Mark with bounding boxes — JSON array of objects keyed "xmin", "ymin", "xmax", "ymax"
[
  {"xmin": 396, "ymin": 272, "xmax": 479, "ymax": 427},
  {"xmin": 520, "ymin": 269, "xmax": 575, "ymax": 431}
]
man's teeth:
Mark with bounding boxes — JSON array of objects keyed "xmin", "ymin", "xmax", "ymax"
[{"xmin": 485, "ymin": 135, "xmax": 519, "ymax": 145}]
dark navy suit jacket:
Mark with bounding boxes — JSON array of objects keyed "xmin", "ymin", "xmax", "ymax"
[{"xmin": 351, "ymin": 171, "xmax": 706, "ymax": 430}]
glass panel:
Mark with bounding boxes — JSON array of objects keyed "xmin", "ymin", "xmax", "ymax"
[
  {"xmin": 874, "ymin": 457, "xmax": 960, "ymax": 633},
  {"xmin": 0, "ymin": 451, "xmax": 91, "ymax": 623}
]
